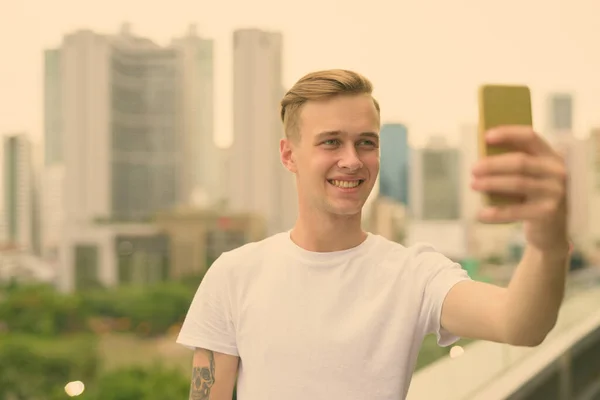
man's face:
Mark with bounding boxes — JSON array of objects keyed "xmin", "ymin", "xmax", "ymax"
[{"xmin": 280, "ymin": 94, "xmax": 380, "ymax": 217}]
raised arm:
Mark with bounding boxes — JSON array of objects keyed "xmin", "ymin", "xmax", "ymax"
[
  {"xmin": 442, "ymin": 126, "xmax": 569, "ymax": 346},
  {"xmin": 189, "ymin": 348, "xmax": 239, "ymax": 400}
]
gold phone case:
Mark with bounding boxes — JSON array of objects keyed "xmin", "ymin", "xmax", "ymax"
[{"xmin": 478, "ymin": 84, "xmax": 533, "ymax": 207}]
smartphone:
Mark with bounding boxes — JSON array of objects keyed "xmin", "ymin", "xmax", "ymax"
[{"xmin": 478, "ymin": 84, "xmax": 533, "ymax": 207}]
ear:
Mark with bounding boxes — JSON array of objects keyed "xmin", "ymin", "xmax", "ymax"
[{"xmin": 280, "ymin": 138, "xmax": 297, "ymax": 174}]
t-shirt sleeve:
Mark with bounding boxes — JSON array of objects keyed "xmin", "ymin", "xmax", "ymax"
[
  {"xmin": 176, "ymin": 253, "xmax": 239, "ymax": 356},
  {"xmin": 412, "ymin": 243, "xmax": 472, "ymax": 347}
]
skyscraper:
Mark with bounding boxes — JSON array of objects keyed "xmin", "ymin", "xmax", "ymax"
[
  {"xmin": 545, "ymin": 93, "xmax": 591, "ymax": 239},
  {"xmin": 229, "ymin": 28, "xmax": 297, "ymax": 234},
  {"xmin": 410, "ymin": 136, "xmax": 461, "ymax": 220},
  {"xmin": 42, "ymin": 24, "xmax": 216, "ymax": 263},
  {"xmin": 171, "ymin": 24, "xmax": 220, "ymax": 205},
  {"xmin": 559, "ymin": 136, "xmax": 590, "ymax": 239},
  {"xmin": 41, "ymin": 47, "xmax": 65, "ymax": 260},
  {"xmin": 2, "ymin": 133, "xmax": 33, "ymax": 251},
  {"xmin": 547, "ymin": 93, "xmax": 573, "ymax": 134},
  {"xmin": 379, "ymin": 123, "xmax": 409, "ymax": 206},
  {"xmin": 44, "ymin": 49, "xmax": 63, "ymax": 166}
]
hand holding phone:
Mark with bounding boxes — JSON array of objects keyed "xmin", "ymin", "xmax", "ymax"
[{"xmin": 477, "ymin": 84, "xmax": 533, "ymax": 207}]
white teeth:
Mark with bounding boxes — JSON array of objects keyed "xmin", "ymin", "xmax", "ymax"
[{"xmin": 330, "ymin": 180, "xmax": 361, "ymax": 188}]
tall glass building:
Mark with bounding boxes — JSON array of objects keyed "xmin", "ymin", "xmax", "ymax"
[
  {"xmin": 379, "ymin": 123, "xmax": 409, "ymax": 206},
  {"xmin": 2, "ymin": 133, "xmax": 33, "ymax": 250},
  {"xmin": 43, "ymin": 25, "xmax": 216, "ymax": 224}
]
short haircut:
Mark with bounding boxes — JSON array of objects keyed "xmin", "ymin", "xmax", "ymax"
[{"xmin": 280, "ymin": 69, "xmax": 380, "ymax": 140}]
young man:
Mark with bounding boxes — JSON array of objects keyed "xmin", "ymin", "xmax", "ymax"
[{"xmin": 177, "ymin": 69, "xmax": 570, "ymax": 400}]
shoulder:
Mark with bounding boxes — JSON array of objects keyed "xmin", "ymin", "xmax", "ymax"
[
  {"xmin": 365, "ymin": 232, "xmax": 405, "ymax": 255},
  {"xmin": 370, "ymin": 234, "xmax": 459, "ymax": 277},
  {"xmin": 403, "ymin": 242, "xmax": 456, "ymax": 266},
  {"xmin": 207, "ymin": 232, "xmax": 287, "ymax": 276},
  {"xmin": 221, "ymin": 232, "xmax": 286, "ymax": 262},
  {"xmin": 400, "ymin": 242, "xmax": 469, "ymax": 291},
  {"xmin": 368, "ymin": 234, "xmax": 447, "ymax": 265}
]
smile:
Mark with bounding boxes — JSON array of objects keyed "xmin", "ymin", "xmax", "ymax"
[{"xmin": 327, "ymin": 179, "xmax": 364, "ymax": 189}]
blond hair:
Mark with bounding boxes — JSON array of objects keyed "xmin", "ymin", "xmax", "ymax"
[{"xmin": 280, "ymin": 69, "xmax": 380, "ymax": 140}]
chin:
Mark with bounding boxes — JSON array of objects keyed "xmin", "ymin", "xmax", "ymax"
[{"xmin": 326, "ymin": 201, "xmax": 365, "ymax": 217}]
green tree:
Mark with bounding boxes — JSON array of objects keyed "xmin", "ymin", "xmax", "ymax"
[
  {"xmin": 90, "ymin": 364, "xmax": 189, "ymax": 400},
  {"xmin": 0, "ymin": 334, "xmax": 98, "ymax": 400},
  {"xmin": 0, "ymin": 279, "xmax": 201, "ymax": 338},
  {"xmin": 0, "ymin": 283, "xmax": 86, "ymax": 336},
  {"xmin": 79, "ymin": 282, "xmax": 195, "ymax": 336}
]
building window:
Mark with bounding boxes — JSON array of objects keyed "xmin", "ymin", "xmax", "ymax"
[{"xmin": 74, "ymin": 244, "xmax": 100, "ymax": 290}]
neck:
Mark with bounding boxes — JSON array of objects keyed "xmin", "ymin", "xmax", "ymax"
[{"xmin": 291, "ymin": 208, "xmax": 367, "ymax": 252}]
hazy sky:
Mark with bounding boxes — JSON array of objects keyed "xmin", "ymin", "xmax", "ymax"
[{"xmin": 2, "ymin": 0, "xmax": 600, "ymax": 147}]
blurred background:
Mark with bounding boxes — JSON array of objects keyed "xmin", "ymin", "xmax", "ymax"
[{"xmin": 1, "ymin": 1, "xmax": 600, "ymax": 399}]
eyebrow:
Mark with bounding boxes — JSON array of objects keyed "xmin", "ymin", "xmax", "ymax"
[{"xmin": 314, "ymin": 130, "xmax": 380, "ymax": 142}]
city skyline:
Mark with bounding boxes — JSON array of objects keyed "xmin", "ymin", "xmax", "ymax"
[
  {"xmin": 2, "ymin": 0, "xmax": 600, "ymax": 148},
  {"xmin": 0, "ymin": 18, "xmax": 599, "ymax": 292}
]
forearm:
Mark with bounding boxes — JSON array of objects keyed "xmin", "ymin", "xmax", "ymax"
[
  {"xmin": 189, "ymin": 348, "xmax": 239, "ymax": 400},
  {"xmin": 504, "ymin": 243, "xmax": 570, "ymax": 346}
]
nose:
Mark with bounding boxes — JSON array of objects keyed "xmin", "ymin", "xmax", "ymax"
[{"xmin": 337, "ymin": 146, "xmax": 363, "ymax": 171}]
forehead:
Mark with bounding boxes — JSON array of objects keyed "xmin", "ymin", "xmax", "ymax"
[{"xmin": 298, "ymin": 94, "xmax": 380, "ymax": 139}]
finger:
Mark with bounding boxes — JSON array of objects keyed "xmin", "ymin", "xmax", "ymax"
[
  {"xmin": 485, "ymin": 126, "xmax": 555, "ymax": 156},
  {"xmin": 477, "ymin": 201, "xmax": 561, "ymax": 223},
  {"xmin": 472, "ymin": 176, "xmax": 562, "ymax": 197},
  {"xmin": 472, "ymin": 152, "xmax": 566, "ymax": 179}
]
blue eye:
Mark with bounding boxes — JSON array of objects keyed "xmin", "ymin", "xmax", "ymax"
[{"xmin": 359, "ymin": 140, "xmax": 378, "ymax": 147}]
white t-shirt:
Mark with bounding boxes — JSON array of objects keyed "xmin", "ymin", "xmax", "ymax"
[{"xmin": 177, "ymin": 231, "xmax": 471, "ymax": 400}]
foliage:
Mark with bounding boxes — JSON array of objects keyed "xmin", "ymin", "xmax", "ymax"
[
  {"xmin": 0, "ymin": 280, "xmax": 198, "ymax": 338},
  {"xmin": 88, "ymin": 364, "xmax": 190, "ymax": 400},
  {"xmin": 0, "ymin": 281, "xmax": 198, "ymax": 397},
  {"xmin": 0, "ymin": 333, "xmax": 193, "ymax": 400},
  {"xmin": 0, "ymin": 280, "xmax": 463, "ymax": 400},
  {"xmin": 79, "ymin": 281, "xmax": 196, "ymax": 337},
  {"xmin": 0, "ymin": 334, "xmax": 99, "ymax": 400},
  {"xmin": 483, "ymin": 254, "xmax": 505, "ymax": 265},
  {"xmin": 0, "ymin": 283, "xmax": 86, "ymax": 336}
]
